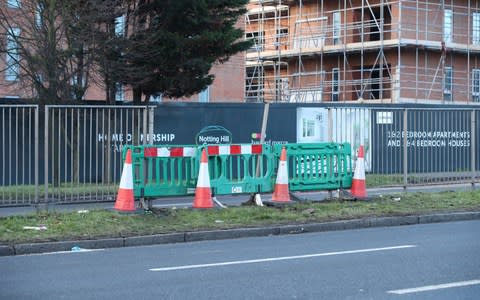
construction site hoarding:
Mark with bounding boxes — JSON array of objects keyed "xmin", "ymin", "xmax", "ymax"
[{"xmin": 1, "ymin": 103, "xmax": 479, "ymax": 206}]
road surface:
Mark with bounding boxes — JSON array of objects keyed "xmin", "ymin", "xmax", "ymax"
[{"xmin": 1, "ymin": 220, "xmax": 479, "ymax": 299}]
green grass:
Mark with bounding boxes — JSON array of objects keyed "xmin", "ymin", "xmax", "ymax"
[
  {"xmin": 0, "ymin": 183, "xmax": 118, "ymax": 199},
  {"xmin": 366, "ymin": 174, "xmax": 403, "ymax": 187},
  {"xmin": 1, "ymin": 190, "xmax": 479, "ymax": 245}
]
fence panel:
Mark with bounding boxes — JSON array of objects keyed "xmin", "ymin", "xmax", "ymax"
[
  {"xmin": 368, "ymin": 108, "xmax": 406, "ymax": 187},
  {"xmin": 42, "ymin": 106, "xmax": 153, "ymax": 206},
  {"xmin": 129, "ymin": 145, "xmax": 199, "ymax": 198},
  {"xmin": 203, "ymin": 144, "xmax": 275, "ymax": 195},
  {"xmin": 274, "ymin": 143, "xmax": 353, "ymax": 191},
  {"xmin": 129, "ymin": 144, "xmax": 276, "ymax": 199},
  {"xmin": 405, "ymin": 109, "xmax": 476, "ymax": 185},
  {"xmin": 331, "ymin": 107, "xmax": 480, "ymax": 188},
  {"xmin": 0, "ymin": 105, "xmax": 38, "ymax": 206}
]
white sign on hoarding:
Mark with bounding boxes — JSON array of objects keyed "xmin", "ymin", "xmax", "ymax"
[{"xmin": 296, "ymin": 107, "xmax": 371, "ymax": 171}]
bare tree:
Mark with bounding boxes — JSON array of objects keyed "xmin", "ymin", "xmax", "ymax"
[
  {"xmin": 0, "ymin": 0, "xmax": 108, "ymax": 103},
  {"xmin": 0, "ymin": 1, "xmax": 115, "ymax": 187}
]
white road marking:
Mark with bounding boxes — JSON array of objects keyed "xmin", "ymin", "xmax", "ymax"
[
  {"xmin": 388, "ymin": 279, "xmax": 480, "ymax": 295},
  {"xmin": 149, "ymin": 244, "xmax": 416, "ymax": 272}
]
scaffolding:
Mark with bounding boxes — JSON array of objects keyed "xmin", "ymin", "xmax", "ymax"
[{"xmin": 245, "ymin": 0, "xmax": 480, "ymax": 104}]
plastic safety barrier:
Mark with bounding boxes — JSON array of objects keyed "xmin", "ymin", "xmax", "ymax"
[
  {"xmin": 124, "ymin": 142, "xmax": 353, "ymax": 200},
  {"xmin": 200, "ymin": 144, "xmax": 275, "ymax": 195},
  {"xmin": 126, "ymin": 145, "xmax": 200, "ymax": 198},
  {"xmin": 273, "ymin": 143, "xmax": 353, "ymax": 191}
]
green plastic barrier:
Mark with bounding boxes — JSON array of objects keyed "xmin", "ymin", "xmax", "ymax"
[
  {"xmin": 273, "ymin": 143, "xmax": 353, "ymax": 191},
  {"xmin": 124, "ymin": 145, "xmax": 200, "ymax": 198},
  {"xmin": 123, "ymin": 142, "xmax": 352, "ymax": 200},
  {"xmin": 199, "ymin": 144, "xmax": 275, "ymax": 195}
]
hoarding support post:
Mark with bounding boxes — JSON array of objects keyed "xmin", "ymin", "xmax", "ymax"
[
  {"xmin": 471, "ymin": 110, "xmax": 476, "ymax": 190},
  {"xmin": 139, "ymin": 108, "xmax": 148, "ymax": 209},
  {"xmin": 259, "ymin": 102, "xmax": 270, "ymax": 146},
  {"xmin": 403, "ymin": 109, "xmax": 408, "ymax": 192},
  {"xmin": 148, "ymin": 106, "xmax": 154, "ymax": 139},
  {"xmin": 44, "ymin": 106, "xmax": 49, "ymax": 212},
  {"xmin": 148, "ymin": 106, "xmax": 156, "ymax": 208},
  {"xmin": 142, "ymin": 108, "xmax": 147, "ymax": 146},
  {"xmin": 257, "ymin": 101, "xmax": 270, "ymax": 198},
  {"xmin": 246, "ymin": 102, "xmax": 270, "ymax": 205},
  {"xmin": 34, "ymin": 106, "xmax": 39, "ymax": 210},
  {"xmin": 328, "ymin": 108, "xmax": 333, "ymax": 199},
  {"xmin": 256, "ymin": 101, "xmax": 270, "ymax": 180}
]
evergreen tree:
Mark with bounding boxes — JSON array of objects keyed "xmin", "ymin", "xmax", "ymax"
[{"xmin": 104, "ymin": 0, "xmax": 252, "ymax": 103}]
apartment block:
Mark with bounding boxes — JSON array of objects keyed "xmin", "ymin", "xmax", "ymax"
[{"xmin": 245, "ymin": 0, "xmax": 480, "ymax": 104}]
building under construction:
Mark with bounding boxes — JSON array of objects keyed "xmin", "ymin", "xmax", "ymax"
[{"xmin": 245, "ymin": 0, "xmax": 480, "ymax": 104}]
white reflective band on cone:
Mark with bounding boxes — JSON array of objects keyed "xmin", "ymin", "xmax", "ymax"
[
  {"xmin": 119, "ymin": 164, "xmax": 133, "ymax": 189},
  {"xmin": 276, "ymin": 161, "xmax": 289, "ymax": 184},
  {"xmin": 196, "ymin": 163, "xmax": 211, "ymax": 188},
  {"xmin": 353, "ymin": 157, "xmax": 365, "ymax": 180}
]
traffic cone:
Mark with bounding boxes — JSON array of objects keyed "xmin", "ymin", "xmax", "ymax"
[
  {"xmin": 351, "ymin": 145, "xmax": 367, "ymax": 199},
  {"xmin": 114, "ymin": 149, "xmax": 135, "ymax": 212},
  {"xmin": 272, "ymin": 147, "xmax": 291, "ymax": 202},
  {"xmin": 193, "ymin": 149, "xmax": 214, "ymax": 208}
]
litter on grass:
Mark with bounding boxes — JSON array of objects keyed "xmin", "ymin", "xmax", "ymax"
[{"xmin": 23, "ymin": 224, "xmax": 47, "ymax": 231}]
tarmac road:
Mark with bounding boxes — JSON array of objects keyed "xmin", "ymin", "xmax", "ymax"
[{"xmin": 1, "ymin": 220, "xmax": 479, "ymax": 299}]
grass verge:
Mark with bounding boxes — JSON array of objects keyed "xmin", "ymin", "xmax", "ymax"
[{"xmin": 1, "ymin": 190, "xmax": 479, "ymax": 245}]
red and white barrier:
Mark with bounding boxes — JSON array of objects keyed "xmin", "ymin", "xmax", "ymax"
[
  {"xmin": 143, "ymin": 144, "xmax": 264, "ymax": 158},
  {"xmin": 207, "ymin": 144, "xmax": 264, "ymax": 155},
  {"xmin": 144, "ymin": 147, "xmax": 196, "ymax": 157}
]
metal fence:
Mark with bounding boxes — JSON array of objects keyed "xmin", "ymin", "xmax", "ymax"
[
  {"xmin": 325, "ymin": 107, "xmax": 479, "ymax": 188},
  {"xmin": 0, "ymin": 105, "xmax": 39, "ymax": 206},
  {"xmin": 0, "ymin": 105, "xmax": 154, "ymax": 207},
  {"xmin": 0, "ymin": 104, "xmax": 478, "ymax": 207}
]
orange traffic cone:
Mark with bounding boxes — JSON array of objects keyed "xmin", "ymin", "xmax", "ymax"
[
  {"xmin": 351, "ymin": 145, "xmax": 367, "ymax": 199},
  {"xmin": 272, "ymin": 147, "xmax": 291, "ymax": 202},
  {"xmin": 193, "ymin": 149, "xmax": 214, "ymax": 208},
  {"xmin": 114, "ymin": 149, "xmax": 136, "ymax": 211}
]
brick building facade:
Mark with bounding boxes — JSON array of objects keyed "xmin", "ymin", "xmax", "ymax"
[{"xmin": 245, "ymin": 0, "xmax": 480, "ymax": 104}]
